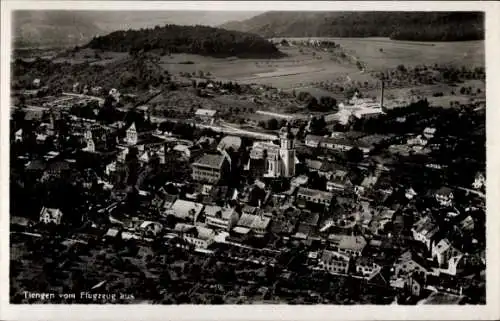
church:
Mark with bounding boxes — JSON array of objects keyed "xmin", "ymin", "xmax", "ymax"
[{"xmin": 249, "ymin": 126, "xmax": 297, "ymax": 178}]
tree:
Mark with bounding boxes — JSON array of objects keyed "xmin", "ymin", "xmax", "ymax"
[
  {"xmin": 266, "ymin": 118, "xmax": 279, "ymax": 130},
  {"xmin": 346, "ymin": 147, "xmax": 364, "ymax": 163}
]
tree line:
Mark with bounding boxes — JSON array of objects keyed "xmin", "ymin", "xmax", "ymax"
[{"xmin": 86, "ymin": 24, "xmax": 285, "ymax": 59}]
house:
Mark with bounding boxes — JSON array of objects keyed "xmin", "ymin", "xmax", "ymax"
[
  {"xmin": 305, "ymin": 159, "xmax": 323, "ymax": 172},
  {"xmin": 194, "ymin": 109, "xmax": 217, "ymax": 123},
  {"xmin": 83, "ymin": 137, "xmax": 95, "ymax": 153},
  {"xmin": 393, "ymin": 251, "xmax": 431, "ymax": 278},
  {"xmin": 203, "ymin": 205, "xmax": 240, "ymax": 231},
  {"xmin": 192, "ymin": 153, "xmax": 230, "ymax": 184},
  {"xmin": 104, "ymin": 228, "xmax": 121, "ymax": 240},
  {"xmin": 235, "ymin": 213, "xmax": 271, "ymax": 236},
  {"xmin": 139, "ymin": 221, "xmax": 163, "ymax": 237},
  {"xmin": 406, "ymin": 135, "xmax": 428, "ymax": 147},
  {"xmin": 458, "ymin": 215, "xmax": 475, "ymax": 232},
  {"xmin": 318, "ymin": 249, "xmax": 350, "ymax": 274},
  {"xmin": 296, "ymin": 187, "xmax": 333, "ymax": 206},
  {"xmin": 411, "ymin": 216, "xmax": 440, "ymax": 251},
  {"xmin": 173, "ymin": 144, "xmax": 202, "ymax": 161},
  {"xmin": 355, "ymin": 257, "xmax": 382, "ymax": 280},
  {"xmin": 168, "ymin": 199, "xmax": 204, "ymax": 222},
  {"xmin": 304, "ymin": 134, "xmax": 322, "ymax": 148},
  {"xmin": 295, "ymin": 211, "xmax": 320, "ymax": 239},
  {"xmin": 435, "ymin": 187, "xmax": 454, "ymax": 207},
  {"xmin": 405, "ymin": 187, "xmax": 417, "ymax": 200},
  {"xmin": 369, "ymin": 208, "xmax": 396, "ymax": 235},
  {"xmin": 217, "ymin": 136, "xmax": 242, "ymax": 152},
  {"xmin": 14, "ymin": 128, "xmax": 23, "ymax": 142},
  {"xmin": 326, "ymin": 170, "xmax": 350, "ymax": 191},
  {"xmin": 472, "ymin": 172, "xmax": 485, "ymax": 190},
  {"xmin": 431, "ymin": 238, "xmax": 462, "ymax": 267},
  {"xmin": 423, "ymin": 127, "xmax": 437, "ymax": 139},
  {"xmin": 183, "ymin": 226, "xmax": 216, "ymax": 249},
  {"xmin": 328, "ymin": 234, "xmax": 367, "ymax": 257},
  {"xmin": 39, "ymin": 207, "xmax": 63, "ymax": 225}
]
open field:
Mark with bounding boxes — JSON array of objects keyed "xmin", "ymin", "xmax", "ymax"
[{"xmin": 280, "ymin": 37, "xmax": 484, "ymax": 71}]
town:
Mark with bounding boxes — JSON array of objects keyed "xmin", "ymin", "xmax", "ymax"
[{"xmin": 9, "ymin": 11, "xmax": 486, "ymax": 306}]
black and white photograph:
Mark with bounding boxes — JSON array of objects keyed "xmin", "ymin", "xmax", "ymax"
[{"xmin": 1, "ymin": 1, "xmax": 499, "ymax": 320}]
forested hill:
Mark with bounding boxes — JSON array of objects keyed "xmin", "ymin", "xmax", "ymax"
[
  {"xmin": 85, "ymin": 24, "xmax": 285, "ymax": 58},
  {"xmin": 220, "ymin": 12, "xmax": 484, "ymax": 41}
]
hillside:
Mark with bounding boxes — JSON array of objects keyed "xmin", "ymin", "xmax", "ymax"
[
  {"xmin": 220, "ymin": 12, "xmax": 484, "ymax": 41},
  {"xmin": 85, "ymin": 24, "xmax": 285, "ymax": 58},
  {"xmin": 12, "ymin": 11, "xmax": 262, "ymax": 49},
  {"xmin": 11, "ymin": 55, "xmax": 167, "ymax": 92},
  {"xmin": 13, "ymin": 11, "xmax": 104, "ymax": 48}
]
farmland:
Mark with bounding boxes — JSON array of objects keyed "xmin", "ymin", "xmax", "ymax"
[{"xmin": 24, "ymin": 36, "xmax": 484, "ymax": 112}]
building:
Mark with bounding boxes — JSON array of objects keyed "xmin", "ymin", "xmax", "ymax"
[
  {"xmin": 192, "ymin": 153, "xmax": 230, "ymax": 184},
  {"xmin": 14, "ymin": 129, "xmax": 23, "ymax": 143},
  {"xmin": 217, "ymin": 136, "xmax": 242, "ymax": 152},
  {"xmin": 249, "ymin": 126, "xmax": 296, "ymax": 178},
  {"xmin": 406, "ymin": 135, "xmax": 428, "ymax": 147},
  {"xmin": 393, "ymin": 251, "xmax": 431, "ymax": 278},
  {"xmin": 203, "ymin": 205, "xmax": 240, "ymax": 231},
  {"xmin": 235, "ymin": 213, "xmax": 271, "ymax": 236},
  {"xmin": 318, "ymin": 250, "xmax": 350, "ymax": 274},
  {"xmin": 39, "ymin": 207, "xmax": 63, "ymax": 225},
  {"xmin": 431, "ymin": 238, "xmax": 462, "ymax": 267},
  {"xmin": 124, "ymin": 122, "xmax": 139, "ymax": 146},
  {"xmin": 182, "ymin": 226, "xmax": 216, "ymax": 249},
  {"xmin": 326, "ymin": 170, "xmax": 350, "ymax": 192},
  {"xmin": 296, "ymin": 187, "xmax": 333, "ymax": 206},
  {"xmin": 472, "ymin": 172, "xmax": 485, "ymax": 190},
  {"xmin": 305, "ymin": 135, "xmax": 322, "ymax": 148},
  {"xmin": 435, "ymin": 187, "xmax": 454, "ymax": 207},
  {"xmin": 328, "ymin": 234, "xmax": 367, "ymax": 257},
  {"xmin": 355, "ymin": 257, "xmax": 382, "ymax": 279},
  {"xmin": 194, "ymin": 109, "xmax": 217, "ymax": 123},
  {"xmin": 139, "ymin": 221, "xmax": 164, "ymax": 237},
  {"xmin": 305, "ymin": 159, "xmax": 323, "ymax": 172},
  {"xmin": 411, "ymin": 216, "xmax": 440, "ymax": 251},
  {"xmin": 168, "ymin": 199, "xmax": 204, "ymax": 222},
  {"xmin": 423, "ymin": 127, "xmax": 437, "ymax": 139},
  {"xmin": 304, "ymin": 134, "xmax": 370, "ymax": 154}
]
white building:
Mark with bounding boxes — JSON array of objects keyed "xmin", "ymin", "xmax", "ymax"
[
  {"xmin": 203, "ymin": 205, "xmax": 240, "ymax": 231},
  {"xmin": 472, "ymin": 172, "xmax": 485, "ymax": 190},
  {"xmin": 250, "ymin": 126, "xmax": 296, "ymax": 178},
  {"xmin": 432, "ymin": 238, "xmax": 462, "ymax": 268},
  {"xmin": 39, "ymin": 207, "xmax": 63, "ymax": 225},
  {"xmin": 15, "ymin": 129, "xmax": 23, "ymax": 142},
  {"xmin": 125, "ymin": 122, "xmax": 138, "ymax": 146},
  {"xmin": 319, "ymin": 250, "xmax": 350, "ymax": 274}
]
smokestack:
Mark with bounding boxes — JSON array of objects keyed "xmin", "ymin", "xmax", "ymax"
[{"xmin": 380, "ymin": 81, "xmax": 385, "ymax": 109}]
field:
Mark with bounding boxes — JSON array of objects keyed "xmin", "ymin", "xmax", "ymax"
[
  {"xmin": 158, "ymin": 38, "xmax": 484, "ymax": 97},
  {"xmin": 38, "ymin": 37, "xmax": 484, "ymax": 111}
]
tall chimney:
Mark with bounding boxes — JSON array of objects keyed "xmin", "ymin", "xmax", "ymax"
[{"xmin": 380, "ymin": 81, "xmax": 385, "ymax": 109}]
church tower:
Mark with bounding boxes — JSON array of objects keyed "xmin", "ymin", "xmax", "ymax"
[
  {"xmin": 125, "ymin": 122, "xmax": 138, "ymax": 145},
  {"xmin": 279, "ymin": 125, "xmax": 296, "ymax": 177}
]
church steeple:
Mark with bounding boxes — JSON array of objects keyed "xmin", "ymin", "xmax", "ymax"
[{"xmin": 279, "ymin": 123, "xmax": 296, "ymax": 177}]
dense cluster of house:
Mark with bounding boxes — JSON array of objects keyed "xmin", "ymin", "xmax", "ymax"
[{"xmin": 11, "ymin": 89, "xmax": 485, "ymax": 304}]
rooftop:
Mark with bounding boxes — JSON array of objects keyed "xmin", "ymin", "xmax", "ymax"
[
  {"xmin": 328, "ymin": 234, "xmax": 367, "ymax": 252},
  {"xmin": 195, "ymin": 109, "xmax": 217, "ymax": 117},
  {"xmin": 217, "ymin": 136, "xmax": 242, "ymax": 151},
  {"xmin": 204, "ymin": 205, "xmax": 237, "ymax": 220},
  {"xmin": 193, "ymin": 153, "xmax": 226, "ymax": 170},
  {"xmin": 297, "ymin": 187, "xmax": 333, "ymax": 202}
]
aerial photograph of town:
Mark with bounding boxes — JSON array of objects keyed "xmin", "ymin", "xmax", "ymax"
[{"xmin": 8, "ymin": 9, "xmax": 486, "ymax": 305}]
